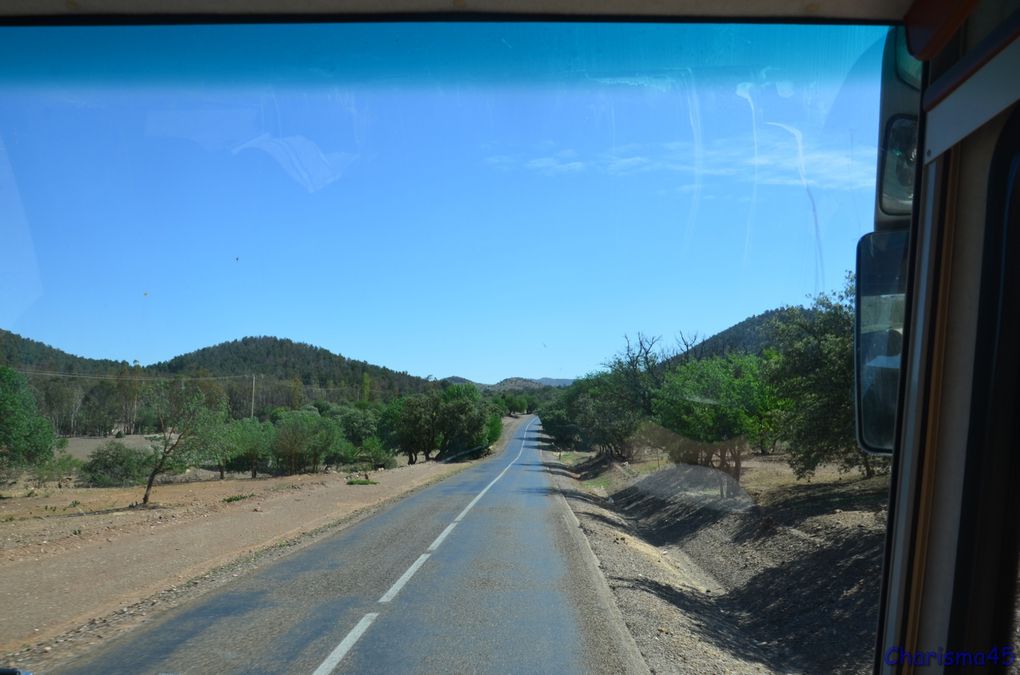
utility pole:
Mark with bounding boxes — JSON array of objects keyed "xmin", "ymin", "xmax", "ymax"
[{"xmin": 250, "ymin": 374, "xmax": 256, "ymax": 419}]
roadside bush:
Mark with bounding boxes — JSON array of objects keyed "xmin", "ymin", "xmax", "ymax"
[
  {"xmin": 362, "ymin": 436, "xmax": 396, "ymax": 469},
  {"xmin": 31, "ymin": 449, "xmax": 83, "ymax": 486},
  {"xmin": 81, "ymin": 441, "xmax": 154, "ymax": 487},
  {"xmin": 485, "ymin": 413, "xmax": 502, "ymax": 446}
]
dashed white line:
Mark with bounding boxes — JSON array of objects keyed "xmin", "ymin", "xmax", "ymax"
[
  {"xmin": 453, "ymin": 418, "xmax": 535, "ymax": 523},
  {"xmin": 311, "ymin": 613, "xmax": 378, "ymax": 675},
  {"xmin": 378, "ymin": 553, "xmax": 431, "ymax": 603},
  {"xmin": 427, "ymin": 522, "xmax": 459, "ymax": 552},
  {"xmin": 312, "ymin": 417, "xmax": 538, "ymax": 673}
]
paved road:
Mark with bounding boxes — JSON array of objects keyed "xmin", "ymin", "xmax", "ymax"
[{"xmin": 55, "ymin": 417, "xmax": 645, "ymax": 674}]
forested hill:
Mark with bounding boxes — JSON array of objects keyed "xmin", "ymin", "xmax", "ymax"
[
  {"xmin": 0, "ymin": 331, "xmax": 432, "ymax": 401},
  {"xmin": 150, "ymin": 337, "xmax": 432, "ymax": 398},
  {"xmin": 692, "ymin": 307, "xmax": 804, "ymax": 359},
  {"xmin": 0, "ymin": 329, "xmax": 129, "ymax": 374}
]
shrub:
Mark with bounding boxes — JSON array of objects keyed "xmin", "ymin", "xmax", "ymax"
[
  {"xmin": 362, "ymin": 436, "xmax": 396, "ymax": 469},
  {"xmin": 81, "ymin": 441, "xmax": 154, "ymax": 487},
  {"xmin": 32, "ymin": 449, "xmax": 83, "ymax": 486},
  {"xmin": 346, "ymin": 478, "xmax": 378, "ymax": 486}
]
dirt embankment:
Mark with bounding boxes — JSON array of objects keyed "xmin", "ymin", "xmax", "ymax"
[
  {"xmin": 545, "ymin": 449, "xmax": 889, "ymax": 674},
  {"xmin": 1, "ymin": 416, "xmax": 529, "ymax": 673}
]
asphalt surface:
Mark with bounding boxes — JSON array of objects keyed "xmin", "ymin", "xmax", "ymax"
[{"xmin": 54, "ymin": 417, "xmax": 646, "ymax": 675}]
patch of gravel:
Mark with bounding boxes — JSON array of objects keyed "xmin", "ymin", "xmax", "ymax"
[{"xmin": 546, "ymin": 454, "xmax": 886, "ymax": 675}]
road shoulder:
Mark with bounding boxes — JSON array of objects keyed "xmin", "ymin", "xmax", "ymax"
[{"xmin": 542, "ymin": 451, "xmax": 771, "ymax": 675}]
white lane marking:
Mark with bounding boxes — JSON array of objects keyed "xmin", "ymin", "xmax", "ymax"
[
  {"xmin": 453, "ymin": 417, "xmax": 535, "ymax": 523},
  {"xmin": 311, "ymin": 612, "xmax": 378, "ymax": 675},
  {"xmin": 378, "ymin": 553, "xmax": 431, "ymax": 603},
  {"xmin": 427, "ymin": 522, "xmax": 458, "ymax": 552},
  {"xmin": 314, "ymin": 418, "xmax": 539, "ymax": 671}
]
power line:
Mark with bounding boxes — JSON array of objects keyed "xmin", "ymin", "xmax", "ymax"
[
  {"xmin": 10, "ymin": 367, "xmax": 368, "ymax": 395},
  {"xmin": 11, "ymin": 367, "xmax": 249, "ymax": 382}
]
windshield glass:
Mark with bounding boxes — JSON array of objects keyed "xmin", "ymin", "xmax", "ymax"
[{"xmin": 0, "ymin": 22, "xmax": 889, "ymax": 675}]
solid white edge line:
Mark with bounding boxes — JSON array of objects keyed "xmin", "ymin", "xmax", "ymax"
[
  {"xmin": 311, "ymin": 612, "xmax": 379, "ymax": 675},
  {"xmin": 378, "ymin": 553, "xmax": 431, "ymax": 603},
  {"xmin": 427, "ymin": 522, "xmax": 458, "ymax": 552}
]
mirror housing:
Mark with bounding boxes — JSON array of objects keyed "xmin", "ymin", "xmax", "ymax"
[{"xmin": 854, "ymin": 27, "xmax": 920, "ymax": 453}]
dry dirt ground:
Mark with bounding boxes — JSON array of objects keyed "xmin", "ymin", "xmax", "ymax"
[
  {"xmin": 0, "ymin": 416, "xmax": 528, "ymax": 672},
  {"xmin": 544, "ymin": 444, "xmax": 889, "ymax": 674}
]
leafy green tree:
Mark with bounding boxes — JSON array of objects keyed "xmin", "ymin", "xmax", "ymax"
[
  {"xmin": 273, "ymin": 410, "xmax": 319, "ymax": 474},
  {"xmin": 536, "ymin": 395, "xmax": 578, "ymax": 449},
  {"xmin": 485, "ymin": 413, "xmax": 503, "ymax": 447},
  {"xmin": 389, "ymin": 393, "xmax": 441, "ymax": 464},
  {"xmin": 333, "ymin": 404, "xmax": 379, "ymax": 447},
  {"xmin": 79, "ymin": 380, "xmax": 120, "ymax": 436},
  {"xmin": 0, "ymin": 366, "xmax": 55, "ymax": 472},
  {"xmin": 141, "ymin": 380, "xmax": 210, "ymax": 504},
  {"xmin": 438, "ymin": 384, "xmax": 489, "ymax": 456},
  {"xmin": 770, "ymin": 275, "xmax": 882, "ymax": 478},
  {"xmin": 654, "ymin": 353, "xmax": 769, "ymax": 483},
  {"xmin": 603, "ymin": 333, "xmax": 669, "ymax": 416},
  {"xmin": 181, "ymin": 403, "xmax": 231, "ymax": 479},
  {"xmin": 226, "ymin": 417, "xmax": 273, "ymax": 478},
  {"xmin": 307, "ymin": 416, "xmax": 346, "ymax": 473},
  {"xmin": 361, "ymin": 436, "xmax": 395, "ymax": 469},
  {"xmin": 570, "ymin": 374, "xmax": 641, "ymax": 458}
]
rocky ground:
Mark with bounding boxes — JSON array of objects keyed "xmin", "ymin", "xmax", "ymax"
[{"xmin": 544, "ymin": 448, "xmax": 889, "ymax": 674}]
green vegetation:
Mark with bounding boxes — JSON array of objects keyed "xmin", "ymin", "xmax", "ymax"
[
  {"xmin": 540, "ymin": 275, "xmax": 885, "ymax": 484},
  {"xmin": 222, "ymin": 493, "xmax": 255, "ymax": 503},
  {"xmin": 346, "ymin": 478, "xmax": 378, "ymax": 486},
  {"xmin": 81, "ymin": 441, "xmax": 155, "ymax": 487},
  {"xmin": 0, "ymin": 366, "xmax": 56, "ymax": 474}
]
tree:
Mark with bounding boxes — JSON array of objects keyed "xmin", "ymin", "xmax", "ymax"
[
  {"xmin": 0, "ymin": 366, "xmax": 55, "ymax": 472},
  {"xmin": 570, "ymin": 374, "xmax": 641, "ymax": 459},
  {"xmin": 140, "ymin": 380, "xmax": 209, "ymax": 505},
  {"xmin": 654, "ymin": 353, "xmax": 769, "ymax": 487},
  {"xmin": 437, "ymin": 384, "xmax": 488, "ymax": 457},
  {"xmin": 333, "ymin": 404, "xmax": 379, "ymax": 447},
  {"xmin": 485, "ymin": 413, "xmax": 503, "ymax": 447},
  {"xmin": 770, "ymin": 274, "xmax": 883, "ymax": 478},
  {"xmin": 603, "ymin": 333, "xmax": 670, "ymax": 416},
  {"xmin": 388, "ymin": 393, "xmax": 441, "ymax": 464},
  {"xmin": 181, "ymin": 403, "xmax": 231, "ymax": 479},
  {"xmin": 273, "ymin": 410, "xmax": 319, "ymax": 474},
  {"xmin": 227, "ymin": 417, "xmax": 273, "ymax": 478}
]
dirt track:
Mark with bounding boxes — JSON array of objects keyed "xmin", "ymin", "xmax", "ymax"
[{"xmin": 1, "ymin": 417, "xmax": 527, "ymax": 670}]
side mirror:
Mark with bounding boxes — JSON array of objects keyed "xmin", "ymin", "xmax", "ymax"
[
  {"xmin": 854, "ymin": 27, "xmax": 920, "ymax": 454},
  {"xmin": 856, "ymin": 230, "xmax": 909, "ymax": 453}
]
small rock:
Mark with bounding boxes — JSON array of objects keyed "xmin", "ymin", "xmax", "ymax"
[{"xmin": 43, "ymin": 646, "xmax": 52, "ymax": 652}]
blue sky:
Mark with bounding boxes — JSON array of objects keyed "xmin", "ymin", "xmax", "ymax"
[{"xmin": 0, "ymin": 23, "xmax": 886, "ymax": 383}]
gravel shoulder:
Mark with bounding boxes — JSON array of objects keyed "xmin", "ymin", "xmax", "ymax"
[
  {"xmin": 543, "ymin": 449, "xmax": 888, "ymax": 674},
  {"xmin": 1, "ymin": 416, "xmax": 529, "ymax": 672}
]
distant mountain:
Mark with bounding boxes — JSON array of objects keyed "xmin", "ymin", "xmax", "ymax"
[
  {"xmin": 442, "ymin": 376, "xmax": 477, "ymax": 387},
  {"xmin": 442, "ymin": 376, "xmax": 575, "ymax": 391},
  {"xmin": 536, "ymin": 378, "xmax": 575, "ymax": 388}
]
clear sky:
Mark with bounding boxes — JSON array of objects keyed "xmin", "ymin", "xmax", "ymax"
[{"xmin": 0, "ymin": 22, "xmax": 886, "ymax": 383}]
